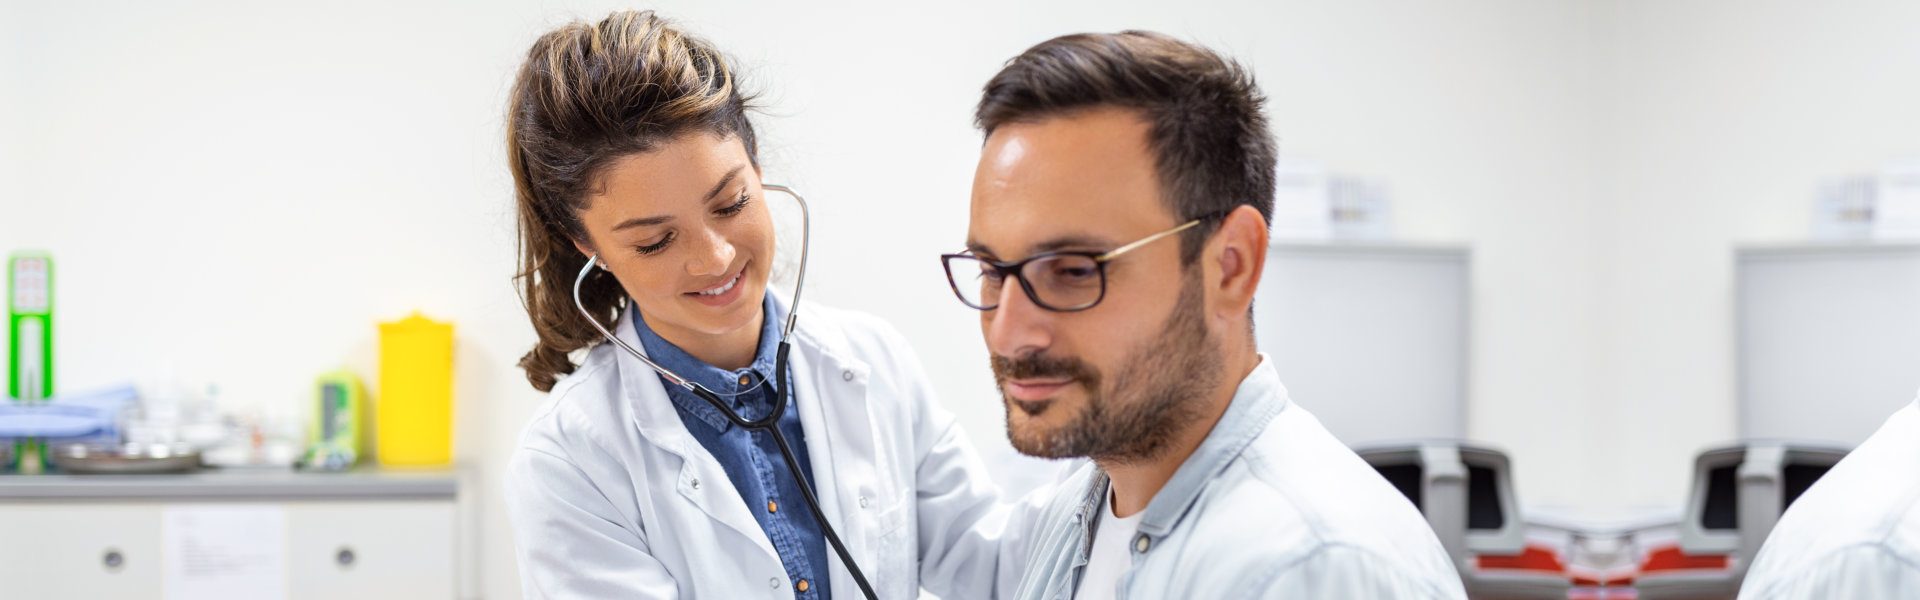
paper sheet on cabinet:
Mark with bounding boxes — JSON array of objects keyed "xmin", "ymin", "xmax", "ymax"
[{"xmin": 164, "ymin": 504, "xmax": 288, "ymax": 600}]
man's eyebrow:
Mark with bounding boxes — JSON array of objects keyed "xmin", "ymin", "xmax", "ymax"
[
  {"xmin": 1030, "ymin": 235, "xmax": 1113, "ymax": 254},
  {"xmin": 962, "ymin": 234, "xmax": 1114, "ymax": 259}
]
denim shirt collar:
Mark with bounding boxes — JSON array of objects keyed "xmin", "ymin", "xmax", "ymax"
[{"xmin": 631, "ymin": 292, "xmax": 786, "ymax": 433}]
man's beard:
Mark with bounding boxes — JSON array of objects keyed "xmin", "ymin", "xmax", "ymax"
[{"xmin": 993, "ymin": 268, "xmax": 1223, "ymax": 465}]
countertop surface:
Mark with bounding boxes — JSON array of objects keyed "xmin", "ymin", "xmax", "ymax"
[{"xmin": 0, "ymin": 468, "xmax": 460, "ymax": 501}]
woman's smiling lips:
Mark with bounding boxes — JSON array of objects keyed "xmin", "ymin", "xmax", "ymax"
[{"xmin": 685, "ymin": 264, "xmax": 748, "ymax": 308}]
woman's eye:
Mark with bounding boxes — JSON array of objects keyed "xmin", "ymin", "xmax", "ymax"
[
  {"xmin": 635, "ymin": 232, "xmax": 674, "ymax": 255},
  {"xmin": 715, "ymin": 192, "xmax": 751, "ymax": 216}
]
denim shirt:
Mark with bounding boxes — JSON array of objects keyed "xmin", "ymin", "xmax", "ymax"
[
  {"xmin": 635, "ymin": 293, "xmax": 830, "ymax": 600},
  {"xmin": 1012, "ymin": 356, "xmax": 1468, "ymax": 600}
]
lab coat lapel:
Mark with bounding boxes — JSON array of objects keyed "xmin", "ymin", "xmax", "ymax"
[
  {"xmin": 611, "ymin": 308, "xmax": 779, "ymax": 564},
  {"xmin": 790, "ymin": 319, "xmax": 882, "ymax": 597}
]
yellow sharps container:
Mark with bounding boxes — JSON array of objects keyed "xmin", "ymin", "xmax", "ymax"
[{"xmin": 377, "ymin": 312, "xmax": 454, "ymax": 467}]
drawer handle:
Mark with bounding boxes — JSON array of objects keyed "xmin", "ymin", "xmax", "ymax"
[
  {"xmin": 336, "ymin": 547, "xmax": 356, "ymax": 568},
  {"xmin": 102, "ymin": 549, "xmax": 124, "ymax": 571}
]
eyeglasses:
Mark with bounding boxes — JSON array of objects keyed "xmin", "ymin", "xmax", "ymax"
[{"xmin": 941, "ymin": 218, "xmax": 1206, "ymax": 312}]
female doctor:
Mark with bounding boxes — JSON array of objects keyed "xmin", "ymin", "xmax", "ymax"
[{"xmin": 501, "ymin": 10, "xmax": 1031, "ymax": 600}]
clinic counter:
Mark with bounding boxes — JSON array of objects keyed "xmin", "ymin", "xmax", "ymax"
[{"xmin": 0, "ymin": 468, "xmax": 459, "ymax": 501}]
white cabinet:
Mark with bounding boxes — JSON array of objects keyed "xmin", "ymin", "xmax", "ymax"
[
  {"xmin": 0, "ymin": 503, "xmax": 165, "ymax": 598},
  {"xmin": 286, "ymin": 502, "xmax": 455, "ymax": 600},
  {"xmin": 0, "ymin": 470, "xmax": 465, "ymax": 600}
]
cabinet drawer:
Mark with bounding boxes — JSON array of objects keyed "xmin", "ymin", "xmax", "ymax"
[
  {"xmin": 286, "ymin": 501, "xmax": 454, "ymax": 600},
  {"xmin": 0, "ymin": 503, "xmax": 165, "ymax": 599}
]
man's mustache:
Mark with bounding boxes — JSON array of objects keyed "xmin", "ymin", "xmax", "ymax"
[{"xmin": 991, "ymin": 352, "xmax": 1097, "ymax": 383}]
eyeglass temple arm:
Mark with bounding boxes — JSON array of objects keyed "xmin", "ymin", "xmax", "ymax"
[{"xmin": 1096, "ymin": 219, "xmax": 1202, "ymax": 262}]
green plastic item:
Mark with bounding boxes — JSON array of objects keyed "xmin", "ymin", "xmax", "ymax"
[
  {"xmin": 9, "ymin": 252, "xmax": 54, "ymax": 473},
  {"xmin": 303, "ymin": 369, "xmax": 366, "ymax": 470},
  {"xmin": 9, "ymin": 252, "xmax": 53, "ymax": 403}
]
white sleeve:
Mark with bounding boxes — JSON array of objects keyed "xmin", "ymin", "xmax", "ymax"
[
  {"xmin": 1739, "ymin": 544, "xmax": 1920, "ymax": 600},
  {"xmin": 504, "ymin": 446, "xmax": 681, "ymax": 600},
  {"xmin": 1246, "ymin": 545, "xmax": 1468, "ymax": 600}
]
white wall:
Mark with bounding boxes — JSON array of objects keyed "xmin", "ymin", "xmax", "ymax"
[
  {"xmin": 4, "ymin": 1, "xmax": 1623, "ymax": 597},
  {"xmin": 1, "ymin": 1, "xmax": 20, "ymax": 251}
]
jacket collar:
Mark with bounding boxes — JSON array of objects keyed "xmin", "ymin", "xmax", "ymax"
[{"xmin": 1129, "ymin": 355, "xmax": 1290, "ymax": 538}]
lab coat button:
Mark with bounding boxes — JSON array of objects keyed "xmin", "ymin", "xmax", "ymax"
[
  {"xmin": 858, "ymin": 495, "xmax": 870, "ymax": 508},
  {"xmin": 1135, "ymin": 535, "xmax": 1151, "ymax": 553},
  {"xmin": 769, "ymin": 577, "xmax": 781, "ymax": 588},
  {"xmin": 842, "ymin": 370, "xmax": 854, "ymax": 381},
  {"xmin": 690, "ymin": 478, "xmax": 700, "ymax": 490}
]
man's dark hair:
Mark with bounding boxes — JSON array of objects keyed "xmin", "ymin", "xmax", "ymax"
[{"xmin": 975, "ymin": 31, "xmax": 1276, "ymax": 263}]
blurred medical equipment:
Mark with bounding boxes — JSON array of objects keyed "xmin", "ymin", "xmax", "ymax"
[
  {"xmin": 9, "ymin": 252, "xmax": 55, "ymax": 472},
  {"xmin": 378, "ymin": 313, "xmax": 454, "ymax": 467},
  {"xmin": 572, "ymin": 184, "xmax": 878, "ymax": 600},
  {"xmin": 50, "ymin": 442, "xmax": 201, "ymax": 474},
  {"xmin": 0, "ymin": 385, "xmax": 146, "ymax": 475},
  {"xmin": 1254, "ymin": 244, "xmax": 1469, "ymax": 446},
  {"xmin": 1738, "ymin": 245, "xmax": 1920, "ymax": 446},
  {"xmin": 1359, "ymin": 441, "xmax": 1573, "ymax": 599},
  {"xmin": 1269, "ymin": 159, "xmax": 1394, "ymax": 241},
  {"xmin": 1630, "ymin": 442, "xmax": 1845, "ymax": 600},
  {"xmin": 1810, "ymin": 158, "xmax": 1920, "ymax": 241},
  {"xmin": 303, "ymin": 370, "xmax": 366, "ymax": 471}
]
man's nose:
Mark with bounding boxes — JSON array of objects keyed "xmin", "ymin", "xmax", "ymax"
[{"xmin": 985, "ymin": 277, "xmax": 1053, "ymax": 360}]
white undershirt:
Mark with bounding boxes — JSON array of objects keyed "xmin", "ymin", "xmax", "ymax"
[{"xmin": 1076, "ymin": 488, "xmax": 1143, "ymax": 600}]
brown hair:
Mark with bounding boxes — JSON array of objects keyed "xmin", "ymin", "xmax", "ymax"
[
  {"xmin": 975, "ymin": 31, "xmax": 1275, "ymax": 264},
  {"xmin": 508, "ymin": 10, "xmax": 758, "ymax": 392}
]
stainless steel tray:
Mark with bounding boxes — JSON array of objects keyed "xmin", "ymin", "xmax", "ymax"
[{"xmin": 51, "ymin": 443, "xmax": 202, "ymax": 474}]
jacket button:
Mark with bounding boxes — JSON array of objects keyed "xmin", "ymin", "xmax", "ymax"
[
  {"xmin": 738, "ymin": 374, "xmax": 751, "ymax": 386},
  {"xmin": 842, "ymin": 370, "xmax": 854, "ymax": 381}
]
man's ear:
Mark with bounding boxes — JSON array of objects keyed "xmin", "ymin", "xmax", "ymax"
[{"xmin": 1208, "ymin": 204, "xmax": 1269, "ymax": 319}]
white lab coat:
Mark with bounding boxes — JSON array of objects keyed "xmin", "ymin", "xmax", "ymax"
[
  {"xmin": 1739, "ymin": 398, "xmax": 1920, "ymax": 599},
  {"xmin": 504, "ymin": 301, "xmax": 1039, "ymax": 600}
]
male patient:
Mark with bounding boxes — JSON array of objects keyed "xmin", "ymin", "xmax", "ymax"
[{"xmin": 939, "ymin": 31, "xmax": 1468, "ymax": 599}]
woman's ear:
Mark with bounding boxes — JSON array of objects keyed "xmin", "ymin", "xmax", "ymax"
[{"xmin": 573, "ymin": 238, "xmax": 604, "ymax": 270}]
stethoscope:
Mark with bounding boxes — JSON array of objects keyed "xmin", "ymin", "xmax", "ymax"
[{"xmin": 572, "ymin": 184, "xmax": 879, "ymax": 600}]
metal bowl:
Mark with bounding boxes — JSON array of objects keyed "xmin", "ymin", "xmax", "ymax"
[{"xmin": 51, "ymin": 443, "xmax": 202, "ymax": 474}]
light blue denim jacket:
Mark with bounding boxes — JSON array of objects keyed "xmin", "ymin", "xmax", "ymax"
[{"xmin": 1013, "ymin": 356, "xmax": 1469, "ymax": 600}]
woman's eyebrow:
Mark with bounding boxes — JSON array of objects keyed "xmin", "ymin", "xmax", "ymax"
[{"xmin": 611, "ymin": 164, "xmax": 748, "ymax": 231}]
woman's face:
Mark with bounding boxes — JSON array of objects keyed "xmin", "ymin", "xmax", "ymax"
[{"xmin": 572, "ymin": 132, "xmax": 774, "ymax": 349}]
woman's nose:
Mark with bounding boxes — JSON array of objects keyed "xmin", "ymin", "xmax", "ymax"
[{"xmin": 686, "ymin": 226, "xmax": 736, "ymax": 277}]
